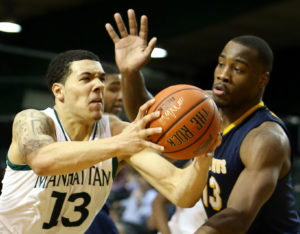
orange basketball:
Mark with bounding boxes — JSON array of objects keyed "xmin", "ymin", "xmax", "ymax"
[{"xmin": 148, "ymin": 84, "xmax": 221, "ymax": 159}]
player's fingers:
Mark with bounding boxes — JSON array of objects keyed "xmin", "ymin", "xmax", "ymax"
[
  {"xmin": 139, "ymin": 15, "xmax": 148, "ymax": 41},
  {"xmin": 139, "ymin": 130, "xmax": 164, "ymax": 152},
  {"xmin": 140, "ymin": 111, "xmax": 160, "ymax": 127},
  {"xmin": 144, "ymin": 37, "xmax": 157, "ymax": 57},
  {"xmin": 205, "ymin": 151, "xmax": 214, "ymax": 157},
  {"xmin": 211, "ymin": 134, "xmax": 222, "ymax": 150},
  {"xmin": 205, "ymin": 134, "xmax": 222, "ymax": 156},
  {"xmin": 142, "ymin": 127, "xmax": 163, "ymax": 137},
  {"xmin": 105, "ymin": 23, "xmax": 120, "ymax": 43},
  {"xmin": 144, "ymin": 141, "xmax": 164, "ymax": 152},
  {"xmin": 136, "ymin": 98, "xmax": 155, "ymax": 120},
  {"xmin": 128, "ymin": 9, "xmax": 138, "ymax": 35},
  {"xmin": 114, "ymin": 13, "xmax": 128, "ymax": 38}
]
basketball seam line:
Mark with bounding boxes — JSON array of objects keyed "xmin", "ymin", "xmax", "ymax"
[
  {"xmin": 152, "ymin": 87, "xmax": 202, "ymax": 112},
  {"xmin": 155, "ymin": 96, "xmax": 209, "ymax": 144},
  {"xmin": 164, "ymin": 104, "xmax": 216, "ymax": 154}
]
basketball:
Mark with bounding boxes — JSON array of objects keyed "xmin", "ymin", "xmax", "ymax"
[{"xmin": 148, "ymin": 84, "xmax": 221, "ymax": 159}]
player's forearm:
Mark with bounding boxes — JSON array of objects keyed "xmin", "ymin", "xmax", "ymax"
[
  {"xmin": 121, "ymin": 70, "xmax": 152, "ymax": 121},
  {"xmin": 126, "ymin": 149, "xmax": 211, "ymax": 207},
  {"xmin": 172, "ymin": 156, "xmax": 212, "ymax": 207},
  {"xmin": 195, "ymin": 208, "xmax": 250, "ymax": 234},
  {"xmin": 152, "ymin": 194, "xmax": 172, "ymax": 234},
  {"xmin": 155, "ymin": 218, "xmax": 171, "ymax": 234},
  {"xmin": 27, "ymin": 138, "xmax": 121, "ymax": 176}
]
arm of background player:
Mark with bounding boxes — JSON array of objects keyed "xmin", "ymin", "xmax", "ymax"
[
  {"xmin": 151, "ymin": 193, "xmax": 172, "ymax": 234},
  {"xmin": 195, "ymin": 122, "xmax": 291, "ymax": 234},
  {"xmin": 121, "ymin": 70, "xmax": 153, "ymax": 121},
  {"xmin": 150, "ymin": 159, "xmax": 192, "ymax": 233}
]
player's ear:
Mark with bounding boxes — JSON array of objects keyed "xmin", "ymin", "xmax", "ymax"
[
  {"xmin": 258, "ymin": 72, "xmax": 270, "ymax": 89},
  {"xmin": 52, "ymin": 83, "xmax": 65, "ymax": 102}
]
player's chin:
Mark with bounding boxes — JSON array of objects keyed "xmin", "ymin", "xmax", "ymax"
[
  {"xmin": 112, "ymin": 106, "xmax": 122, "ymax": 115},
  {"xmin": 90, "ymin": 109, "xmax": 103, "ymax": 121},
  {"xmin": 212, "ymin": 95, "xmax": 227, "ymax": 107}
]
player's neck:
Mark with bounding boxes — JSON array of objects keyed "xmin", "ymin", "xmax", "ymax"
[
  {"xmin": 220, "ymin": 100, "xmax": 262, "ymax": 130},
  {"xmin": 53, "ymin": 105, "xmax": 96, "ymax": 141}
]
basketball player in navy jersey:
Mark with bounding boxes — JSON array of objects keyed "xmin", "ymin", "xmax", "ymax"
[{"xmin": 107, "ymin": 9, "xmax": 300, "ymax": 233}]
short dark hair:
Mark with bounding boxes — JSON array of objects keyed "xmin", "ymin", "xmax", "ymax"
[
  {"xmin": 231, "ymin": 35, "xmax": 273, "ymax": 72},
  {"xmin": 101, "ymin": 61, "xmax": 119, "ymax": 74},
  {"xmin": 46, "ymin": 49, "xmax": 100, "ymax": 90}
]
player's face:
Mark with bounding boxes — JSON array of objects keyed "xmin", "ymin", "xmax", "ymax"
[
  {"xmin": 103, "ymin": 74, "xmax": 123, "ymax": 115},
  {"xmin": 212, "ymin": 41, "xmax": 264, "ymax": 111},
  {"xmin": 63, "ymin": 59, "xmax": 105, "ymax": 122}
]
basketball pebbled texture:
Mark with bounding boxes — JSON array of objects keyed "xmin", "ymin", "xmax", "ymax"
[{"xmin": 148, "ymin": 84, "xmax": 221, "ymax": 159}]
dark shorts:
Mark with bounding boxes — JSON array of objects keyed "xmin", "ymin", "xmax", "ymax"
[{"xmin": 85, "ymin": 204, "xmax": 118, "ymax": 234}]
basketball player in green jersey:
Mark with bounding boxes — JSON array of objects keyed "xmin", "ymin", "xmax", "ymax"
[{"xmin": 0, "ymin": 14, "xmax": 220, "ymax": 234}]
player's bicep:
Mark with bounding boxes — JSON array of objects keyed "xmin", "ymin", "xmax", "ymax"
[
  {"xmin": 227, "ymin": 167, "xmax": 277, "ymax": 226},
  {"xmin": 227, "ymin": 125, "xmax": 288, "ymax": 224},
  {"xmin": 241, "ymin": 122, "xmax": 290, "ymax": 172},
  {"xmin": 13, "ymin": 109, "xmax": 56, "ymax": 161}
]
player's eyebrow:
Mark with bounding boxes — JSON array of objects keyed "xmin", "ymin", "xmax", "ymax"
[
  {"xmin": 79, "ymin": 71, "xmax": 104, "ymax": 77},
  {"xmin": 108, "ymin": 81, "xmax": 120, "ymax": 85},
  {"xmin": 79, "ymin": 71, "xmax": 92, "ymax": 76},
  {"xmin": 219, "ymin": 54, "xmax": 249, "ymax": 66},
  {"xmin": 234, "ymin": 58, "xmax": 248, "ymax": 66}
]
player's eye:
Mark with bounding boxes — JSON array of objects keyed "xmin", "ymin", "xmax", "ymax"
[
  {"xmin": 81, "ymin": 76, "xmax": 91, "ymax": 81},
  {"xmin": 217, "ymin": 61, "xmax": 224, "ymax": 67},
  {"xmin": 109, "ymin": 87, "xmax": 120, "ymax": 92},
  {"xmin": 99, "ymin": 77, "xmax": 105, "ymax": 83},
  {"xmin": 233, "ymin": 66, "xmax": 243, "ymax": 73}
]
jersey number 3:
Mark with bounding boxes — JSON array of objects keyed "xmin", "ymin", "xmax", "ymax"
[
  {"xmin": 202, "ymin": 175, "xmax": 222, "ymax": 211},
  {"xmin": 43, "ymin": 191, "xmax": 91, "ymax": 229}
]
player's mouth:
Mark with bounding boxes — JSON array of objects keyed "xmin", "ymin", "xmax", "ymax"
[
  {"xmin": 89, "ymin": 98, "xmax": 103, "ymax": 107},
  {"xmin": 113, "ymin": 103, "xmax": 123, "ymax": 108},
  {"xmin": 213, "ymin": 83, "xmax": 227, "ymax": 96},
  {"xmin": 113, "ymin": 105, "xmax": 123, "ymax": 111}
]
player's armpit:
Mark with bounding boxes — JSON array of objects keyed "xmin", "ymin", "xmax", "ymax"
[
  {"xmin": 12, "ymin": 109, "xmax": 56, "ymax": 163},
  {"xmin": 195, "ymin": 207, "xmax": 246, "ymax": 234}
]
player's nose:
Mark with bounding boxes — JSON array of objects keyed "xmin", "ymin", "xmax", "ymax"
[
  {"xmin": 93, "ymin": 78, "xmax": 104, "ymax": 92},
  {"xmin": 217, "ymin": 66, "xmax": 230, "ymax": 83}
]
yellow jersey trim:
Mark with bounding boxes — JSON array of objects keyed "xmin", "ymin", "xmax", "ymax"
[{"xmin": 223, "ymin": 101, "xmax": 265, "ymax": 136}]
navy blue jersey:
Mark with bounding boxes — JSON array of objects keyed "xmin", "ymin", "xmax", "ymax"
[
  {"xmin": 202, "ymin": 102, "xmax": 300, "ymax": 233},
  {"xmin": 85, "ymin": 201, "xmax": 118, "ymax": 234}
]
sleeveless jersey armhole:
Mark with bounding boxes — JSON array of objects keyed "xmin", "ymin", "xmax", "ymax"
[{"xmin": 6, "ymin": 154, "xmax": 31, "ymax": 171}]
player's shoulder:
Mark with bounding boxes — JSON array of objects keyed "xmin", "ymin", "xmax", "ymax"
[
  {"xmin": 13, "ymin": 109, "xmax": 54, "ymax": 128},
  {"xmin": 107, "ymin": 113, "xmax": 121, "ymax": 121},
  {"xmin": 107, "ymin": 113, "xmax": 129, "ymax": 136},
  {"xmin": 15, "ymin": 108, "xmax": 48, "ymax": 119},
  {"xmin": 248, "ymin": 121, "xmax": 288, "ymax": 143},
  {"xmin": 241, "ymin": 121, "xmax": 290, "ymax": 163}
]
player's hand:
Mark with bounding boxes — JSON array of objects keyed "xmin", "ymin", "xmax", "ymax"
[
  {"xmin": 105, "ymin": 9, "xmax": 157, "ymax": 74},
  {"xmin": 205, "ymin": 134, "xmax": 222, "ymax": 157},
  {"xmin": 199, "ymin": 112, "xmax": 223, "ymax": 158},
  {"xmin": 116, "ymin": 99, "xmax": 164, "ymax": 156}
]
